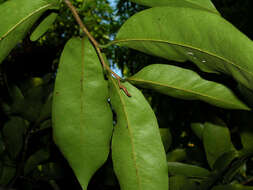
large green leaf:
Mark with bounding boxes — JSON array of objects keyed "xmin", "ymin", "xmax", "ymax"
[
  {"xmin": 109, "ymin": 79, "xmax": 168, "ymax": 190},
  {"xmin": 129, "ymin": 0, "xmax": 219, "ymax": 14},
  {"xmin": 30, "ymin": 12, "xmax": 58, "ymax": 41},
  {"xmin": 191, "ymin": 123, "xmax": 205, "ymax": 140},
  {"xmin": 52, "ymin": 37, "xmax": 113, "ymax": 189},
  {"xmin": 115, "ymin": 6, "xmax": 253, "ymax": 90},
  {"xmin": 167, "ymin": 162, "xmax": 210, "ymax": 178},
  {"xmin": 203, "ymin": 122, "xmax": 235, "ymax": 169},
  {"xmin": 0, "ymin": 0, "xmax": 58, "ymax": 63},
  {"xmin": 128, "ymin": 64, "xmax": 249, "ymax": 110}
]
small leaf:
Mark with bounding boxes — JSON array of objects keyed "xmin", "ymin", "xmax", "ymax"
[
  {"xmin": 128, "ymin": 64, "xmax": 249, "ymax": 110},
  {"xmin": 0, "ymin": 165, "xmax": 16, "ymax": 186},
  {"xmin": 160, "ymin": 128, "xmax": 172, "ymax": 152},
  {"xmin": 203, "ymin": 122, "xmax": 235, "ymax": 169},
  {"xmin": 24, "ymin": 149, "xmax": 50, "ymax": 175},
  {"xmin": 168, "ymin": 162, "xmax": 210, "ymax": 178},
  {"xmin": 191, "ymin": 123, "xmax": 205, "ymax": 140},
  {"xmin": 2, "ymin": 117, "xmax": 27, "ymax": 159},
  {"xmin": 169, "ymin": 176, "xmax": 198, "ymax": 190},
  {"xmin": 0, "ymin": 0, "xmax": 58, "ymax": 63},
  {"xmin": 52, "ymin": 37, "xmax": 113, "ymax": 189},
  {"xmin": 30, "ymin": 12, "xmax": 58, "ymax": 41},
  {"xmin": 115, "ymin": 6, "xmax": 253, "ymax": 90},
  {"xmin": 109, "ymin": 79, "xmax": 168, "ymax": 190},
  {"xmin": 167, "ymin": 149, "xmax": 187, "ymax": 162},
  {"xmin": 130, "ymin": 0, "xmax": 219, "ymax": 14}
]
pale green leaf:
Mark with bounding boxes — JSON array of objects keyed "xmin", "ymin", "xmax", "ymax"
[
  {"xmin": 203, "ymin": 122, "xmax": 235, "ymax": 169},
  {"xmin": 0, "ymin": 0, "xmax": 58, "ymax": 63},
  {"xmin": 30, "ymin": 12, "xmax": 58, "ymax": 41},
  {"xmin": 130, "ymin": 0, "xmax": 219, "ymax": 14},
  {"xmin": 115, "ymin": 6, "xmax": 253, "ymax": 90},
  {"xmin": 128, "ymin": 64, "xmax": 249, "ymax": 110},
  {"xmin": 52, "ymin": 37, "xmax": 113, "ymax": 189},
  {"xmin": 109, "ymin": 79, "xmax": 168, "ymax": 190}
]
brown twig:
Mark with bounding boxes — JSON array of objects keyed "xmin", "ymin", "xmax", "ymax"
[{"xmin": 64, "ymin": 0, "xmax": 131, "ymax": 97}]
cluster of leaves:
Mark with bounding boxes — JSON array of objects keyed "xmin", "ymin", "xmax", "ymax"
[{"xmin": 1, "ymin": 0, "xmax": 253, "ymax": 190}]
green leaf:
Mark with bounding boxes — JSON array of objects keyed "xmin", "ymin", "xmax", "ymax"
[
  {"xmin": 167, "ymin": 149, "xmax": 187, "ymax": 162},
  {"xmin": 160, "ymin": 128, "xmax": 172, "ymax": 152},
  {"xmin": 191, "ymin": 123, "xmax": 205, "ymax": 140},
  {"xmin": 115, "ymin": 6, "xmax": 253, "ymax": 90},
  {"xmin": 169, "ymin": 176, "xmax": 198, "ymax": 190},
  {"xmin": 24, "ymin": 149, "xmax": 50, "ymax": 175},
  {"xmin": 2, "ymin": 117, "xmax": 27, "ymax": 159},
  {"xmin": 52, "ymin": 37, "xmax": 113, "ymax": 189},
  {"xmin": 203, "ymin": 122, "xmax": 235, "ymax": 169},
  {"xmin": 0, "ymin": 165, "xmax": 16, "ymax": 186},
  {"xmin": 129, "ymin": 0, "xmax": 219, "ymax": 15},
  {"xmin": 0, "ymin": 0, "xmax": 58, "ymax": 63},
  {"xmin": 212, "ymin": 184, "xmax": 253, "ymax": 190},
  {"xmin": 30, "ymin": 12, "xmax": 58, "ymax": 41},
  {"xmin": 109, "ymin": 79, "xmax": 168, "ymax": 190},
  {"xmin": 168, "ymin": 162, "xmax": 210, "ymax": 178},
  {"xmin": 128, "ymin": 64, "xmax": 249, "ymax": 110}
]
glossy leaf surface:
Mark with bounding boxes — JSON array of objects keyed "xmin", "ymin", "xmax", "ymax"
[
  {"xmin": 203, "ymin": 122, "xmax": 235, "ymax": 168},
  {"xmin": 30, "ymin": 12, "xmax": 58, "ymax": 41},
  {"xmin": 128, "ymin": 64, "xmax": 249, "ymax": 110},
  {"xmin": 167, "ymin": 162, "xmax": 210, "ymax": 178},
  {"xmin": 130, "ymin": 0, "xmax": 219, "ymax": 14},
  {"xmin": 116, "ymin": 6, "xmax": 253, "ymax": 90},
  {"xmin": 52, "ymin": 37, "xmax": 113, "ymax": 189},
  {"xmin": 0, "ymin": 0, "xmax": 58, "ymax": 63},
  {"xmin": 109, "ymin": 79, "xmax": 168, "ymax": 190}
]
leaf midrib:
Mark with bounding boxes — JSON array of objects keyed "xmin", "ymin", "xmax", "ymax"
[
  {"xmin": 111, "ymin": 78, "xmax": 142, "ymax": 190},
  {"xmin": 109, "ymin": 38, "xmax": 253, "ymax": 78},
  {"xmin": 0, "ymin": 3, "xmax": 53, "ymax": 41},
  {"xmin": 128, "ymin": 77, "xmax": 248, "ymax": 109}
]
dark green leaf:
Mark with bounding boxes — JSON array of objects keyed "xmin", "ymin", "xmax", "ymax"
[
  {"xmin": 191, "ymin": 123, "xmax": 205, "ymax": 140},
  {"xmin": 52, "ymin": 37, "xmax": 113, "ymax": 189},
  {"xmin": 0, "ymin": 165, "xmax": 16, "ymax": 186},
  {"xmin": 115, "ymin": 6, "xmax": 253, "ymax": 90},
  {"xmin": 30, "ymin": 12, "xmax": 58, "ymax": 41},
  {"xmin": 0, "ymin": 0, "xmax": 58, "ymax": 63},
  {"xmin": 169, "ymin": 176, "xmax": 198, "ymax": 190},
  {"xmin": 160, "ymin": 128, "xmax": 172, "ymax": 152},
  {"xmin": 2, "ymin": 117, "xmax": 27, "ymax": 159},
  {"xmin": 128, "ymin": 64, "xmax": 249, "ymax": 110},
  {"xmin": 168, "ymin": 162, "xmax": 210, "ymax": 178},
  {"xmin": 109, "ymin": 79, "xmax": 168, "ymax": 190},
  {"xmin": 167, "ymin": 149, "xmax": 187, "ymax": 162},
  {"xmin": 24, "ymin": 149, "xmax": 50, "ymax": 175},
  {"xmin": 212, "ymin": 184, "xmax": 253, "ymax": 190}
]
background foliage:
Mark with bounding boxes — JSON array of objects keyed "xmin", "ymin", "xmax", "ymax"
[{"xmin": 0, "ymin": 0, "xmax": 253, "ymax": 189}]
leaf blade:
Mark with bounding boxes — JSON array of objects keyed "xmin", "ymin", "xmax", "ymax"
[
  {"xmin": 109, "ymin": 79, "xmax": 168, "ymax": 190},
  {"xmin": 52, "ymin": 37, "xmax": 113, "ymax": 189},
  {"xmin": 115, "ymin": 6, "xmax": 253, "ymax": 90},
  {"xmin": 128, "ymin": 64, "xmax": 249, "ymax": 110}
]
